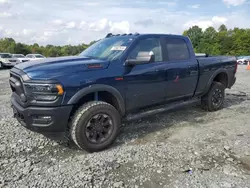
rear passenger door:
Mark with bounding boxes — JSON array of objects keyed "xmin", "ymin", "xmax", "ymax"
[{"xmin": 163, "ymin": 37, "xmax": 199, "ymax": 100}]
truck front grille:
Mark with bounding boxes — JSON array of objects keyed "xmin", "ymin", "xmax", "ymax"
[{"xmin": 9, "ymin": 72, "xmax": 27, "ymax": 105}]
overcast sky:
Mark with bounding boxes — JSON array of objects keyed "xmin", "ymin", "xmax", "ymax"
[{"xmin": 0, "ymin": 0, "xmax": 249, "ymax": 45}]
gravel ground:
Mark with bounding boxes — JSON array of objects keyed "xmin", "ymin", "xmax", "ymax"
[{"xmin": 0, "ymin": 66, "xmax": 250, "ymax": 188}]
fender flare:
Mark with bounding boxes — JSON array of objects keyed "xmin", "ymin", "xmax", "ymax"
[
  {"xmin": 203, "ymin": 68, "xmax": 229, "ymax": 95},
  {"xmin": 67, "ymin": 84, "xmax": 125, "ymax": 116}
]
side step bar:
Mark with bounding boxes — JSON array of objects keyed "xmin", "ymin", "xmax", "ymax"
[{"xmin": 124, "ymin": 98, "xmax": 201, "ymax": 122}]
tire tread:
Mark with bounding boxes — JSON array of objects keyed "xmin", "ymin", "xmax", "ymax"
[
  {"xmin": 70, "ymin": 101, "xmax": 120, "ymax": 152},
  {"xmin": 201, "ymin": 81, "xmax": 225, "ymax": 112}
]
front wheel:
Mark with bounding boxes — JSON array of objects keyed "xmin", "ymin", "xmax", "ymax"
[
  {"xmin": 0, "ymin": 62, "xmax": 3, "ymax": 69},
  {"xmin": 70, "ymin": 101, "xmax": 121, "ymax": 152},
  {"xmin": 201, "ymin": 82, "xmax": 225, "ymax": 111}
]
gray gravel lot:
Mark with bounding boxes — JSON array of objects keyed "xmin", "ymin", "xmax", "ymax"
[{"xmin": 0, "ymin": 66, "xmax": 250, "ymax": 188}]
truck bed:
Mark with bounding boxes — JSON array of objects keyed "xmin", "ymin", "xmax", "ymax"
[
  {"xmin": 195, "ymin": 55, "xmax": 237, "ymax": 96},
  {"xmin": 197, "ymin": 55, "xmax": 237, "ymax": 70}
]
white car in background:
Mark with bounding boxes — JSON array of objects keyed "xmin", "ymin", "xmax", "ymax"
[
  {"xmin": 237, "ymin": 56, "xmax": 250, "ymax": 65},
  {"xmin": 25, "ymin": 54, "xmax": 46, "ymax": 61},
  {"xmin": 0, "ymin": 53, "xmax": 20, "ymax": 69},
  {"xmin": 12, "ymin": 54, "xmax": 30, "ymax": 63}
]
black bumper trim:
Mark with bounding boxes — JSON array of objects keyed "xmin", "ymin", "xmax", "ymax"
[{"xmin": 11, "ymin": 96, "xmax": 73, "ymax": 133}]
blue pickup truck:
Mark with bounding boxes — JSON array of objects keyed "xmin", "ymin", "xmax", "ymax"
[{"xmin": 9, "ymin": 33, "xmax": 237, "ymax": 152}]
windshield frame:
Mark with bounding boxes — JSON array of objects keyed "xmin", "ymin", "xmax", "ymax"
[{"xmin": 79, "ymin": 36, "xmax": 136, "ymax": 61}]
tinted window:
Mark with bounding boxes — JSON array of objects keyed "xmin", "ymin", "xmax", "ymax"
[
  {"xmin": 129, "ymin": 38, "xmax": 163, "ymax": 62},
  {"xmin": 166, "ymin": 38, "xmax": 190, "ymax": 61},
  {"xmin": 13, "ymin": 54, "xmax": 25, "ymax": 58},
  {"xmin": 0, "ymin": 53, "xmax": 12, "ymax": 58},
  {"xmin": 35, "ymin": 54, "xmax": 44, "ymax": 58}
]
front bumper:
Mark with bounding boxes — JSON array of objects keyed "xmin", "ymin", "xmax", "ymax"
[
  {"xmin": 3, "ymin": 63, "xmax": 16, "ymax": 67},
  {"xmin": 3, "ymin": 61, "xmax": 19, "ymax": 66},
  {"xmin": 11, "ymin": 96, "xmax": 73, "ymax": 134}
]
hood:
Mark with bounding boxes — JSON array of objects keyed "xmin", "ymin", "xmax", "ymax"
[{"xmin": 14, "ymin": 55, "xmax": 110, "ymax": 80}]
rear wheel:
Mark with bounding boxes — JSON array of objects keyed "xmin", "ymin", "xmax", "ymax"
[
  {"xmin": 201, "ymin": 82, "xmax": 225, "ymax": 111},
  {"xmin": 70, "ymin": 101, "xmax": 121, "ymax": 152},
  {"xmin": 0, "ymin": 62, "xmax": 3, "ymax": 69}
]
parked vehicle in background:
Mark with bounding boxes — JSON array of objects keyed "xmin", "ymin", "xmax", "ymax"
[
  {"xmin": 12, "ymin": 54, "xmax": 30, "ymax": 63},
  {"xmin": 25, "ymin": 54, "xmax": 46, "ymax": 60},
  {"xmin": 0, "ymin": 53, "xmax": 20, "ymax": 69},
  {"xmin": 10, "ymin": 33, "xmax": 237, "ymax": 152},
  {"xmin": 237, "ymin": 56, "xmax": 250, "ymax": 65}
]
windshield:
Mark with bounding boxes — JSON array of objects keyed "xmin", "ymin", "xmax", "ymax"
[
  {"xmin": 79, "ymin": 36, "xmax": 135, "ymax": 60},
  {"xmin": 13, "ymin": 54, "xmax": 25, "ymax": 58},
  {"xmin": 35, "ymin": 54, "xmax": 44, "ymax": 58},
  {"xmin": 0, "ymin": 54, "xmax": 12, "ymax": 58}
]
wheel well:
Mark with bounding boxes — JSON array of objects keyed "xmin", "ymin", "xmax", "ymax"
[
  {"xmin": 70, "ymin": 91, "xmax": 122, "ymax": 118},
  {"xmin": 213, "ymin": 72, "xmax": 228, "ymax": 87}
]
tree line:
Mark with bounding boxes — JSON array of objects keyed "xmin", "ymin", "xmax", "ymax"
[
  {"xmin": 0, "ymin": 38, "xmax": 96, "ymax": 57},
  {"xmin": 0, "ymin": 24, "xmax": 249, "ymax": 57},
  {"xmin": 183, "ymin": 24, "xmax": 250, "ymax": 56}
]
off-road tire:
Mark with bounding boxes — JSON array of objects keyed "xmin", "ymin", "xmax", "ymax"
[
  {"xmin": 70, "ymin": 101, "xmax": 121, "ymax": 152},
  {"xmin": 201, "ymin": 81, "xmax": 225, "ymax": 111}
]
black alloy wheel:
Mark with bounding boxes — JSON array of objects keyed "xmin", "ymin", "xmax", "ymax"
[
  {"xmin": 211, "ymin": 88, "xmax": 223, "ymax": 108},
  {"xmin": 85, "ymin": 113, "xmax": 113, "ymax": 144}
]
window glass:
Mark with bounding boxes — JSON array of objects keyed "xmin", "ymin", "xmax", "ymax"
[
  {"xmin": 13, "ymin": 54, "xmax": 25, "ymax": 58},
  {"xmin": 0, "ymin": 53, "xmax": 12, "ymax": 58},
  {"xmin": 35, "ymin": 54, "xmax": 44, "ymax": 58},
  {"xmin": 166, "ymin": 38, "xmax": 190, "ymax": 61},
  {"xmin": 129, "ymin": 38, "xmax": 163, "ymax": 62},
  {"xmin": 79, "ymin": 36, "xmax": 135, "ymax": 61}
]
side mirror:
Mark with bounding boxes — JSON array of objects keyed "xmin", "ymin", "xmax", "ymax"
[{"xmin": 124, "ymin": 51, "xmax": 155, "ymax": 66}]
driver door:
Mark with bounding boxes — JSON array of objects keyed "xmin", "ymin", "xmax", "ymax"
[{"xmin": 123, "ymin": 36, "xmax": 168, "ymax": 111}]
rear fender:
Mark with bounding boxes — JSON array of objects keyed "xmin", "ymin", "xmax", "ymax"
[{"xmin": 202, "ymin": 68, "xmax": 229, "ymax": 95}]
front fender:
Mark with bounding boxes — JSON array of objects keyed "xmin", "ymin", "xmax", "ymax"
[{"xmin": 67, "ymin": 84, "xmax": 125, "ymax": 116}]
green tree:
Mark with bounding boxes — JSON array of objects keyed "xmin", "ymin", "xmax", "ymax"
[
  {"xmin": 218, "ymin": 24, "xmax": 227, "ymax": 32},
  {"xmin": 199, "ymin": 27, "xmax": 219, "ymax": 55},
  {"xmin": 183, "ymin": 26, "xmax": 203, "ymax": 52}
]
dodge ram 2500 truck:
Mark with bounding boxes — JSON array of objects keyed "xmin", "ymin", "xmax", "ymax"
[{"xmin": 10, "ymin": 33, "xmax": 237, "ymax": 152}]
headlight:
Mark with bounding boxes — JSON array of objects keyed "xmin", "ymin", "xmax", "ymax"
[{"xmin": 24, "ymin": 83, "xmax": 64, "ymax": 101}]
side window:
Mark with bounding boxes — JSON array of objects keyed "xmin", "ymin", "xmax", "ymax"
[
  {"xmin": 129, "ymin": 38, "xmax": 163, "ymax": 62},
  {"xmin": 166, "ymin": 38, "xmax": 190, "ymax": 61}
]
